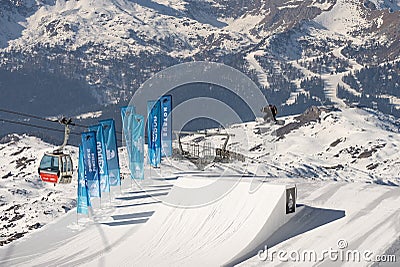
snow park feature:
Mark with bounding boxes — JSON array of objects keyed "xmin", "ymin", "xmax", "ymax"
[{"xmin": 86, "ymin": 177, "xmax": 297, "ymax": 266}]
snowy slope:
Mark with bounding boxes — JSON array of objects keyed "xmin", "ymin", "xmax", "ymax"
[
  {"xmin": 314, "ymin": 0, "xmax": 371, "ymax": 37},
  {"xmin": 0, "ymin": 0, "xmax": 338, "ymax": 54},
  {"xmin": 1, "ymin": 173, "xmax": 399, "ymax": 266},
  {"xmin": 1, "ymin": 0, "xmax": 399, "ymax": 126},
  {"xmin": 0, "ymin": 106, "xmax": 399, "ymax": 266},
  {"xmin": 370, "ymin": 0, "xmax": 400, "ymax": 11},
  {"xmin": 0, "ymin": 134, "xmax": 77, "ymax": 246},
  {"xmin": 2, "ymin": 0, "xmax": 255, "ymax": 57},
  {"xmin": 87, "ymin": 179, "xmax": 290, "ymax": 266},
  {"xmin": 240, "ymin": 180, "xmax": 400, "ymax": 266},
  {"xmin": 182, "ymin": 106, "xmax": 400, "ymax": 186}
]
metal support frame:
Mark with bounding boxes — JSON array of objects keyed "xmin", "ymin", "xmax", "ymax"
[
  {"xmin": 54, "ymin": 118, "xmax": 72, "ymax": 154},
  {"xmin": 175, "ymin": 130, "xmax": 233, "ymax": 156}
]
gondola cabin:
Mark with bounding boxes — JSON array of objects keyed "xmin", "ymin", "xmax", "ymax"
[{"xmin": 38, "ymin": 152, "xmax": 73, "ymax": 184}]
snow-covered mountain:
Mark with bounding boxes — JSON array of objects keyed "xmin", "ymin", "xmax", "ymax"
[
  {"xmin": 0, "ymin": 0, "xmax": 336, "ymax": 52},
  {"xmin": 1, "ymin": 0, "xmax": 399, "ymax": 140},
  {"xmin": 370, "ymin": 0, "xmax": 400, "ymax": 11},
  {"xmin": 1, "ymin": 1, "xmax": 400, "ymax": 264}
]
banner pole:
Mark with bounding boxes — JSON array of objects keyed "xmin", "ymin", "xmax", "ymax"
[{"xmin": 149, "ymin": 160, "xmax": 151, "ymax": 179}]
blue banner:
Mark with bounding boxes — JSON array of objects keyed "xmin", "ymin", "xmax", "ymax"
[
  {"xmin": 77, "ymin": 145, "xmax": 90, "ymax": 215},
  {"xmin": 99, "ymin": 119, "xmax": 121, "ymax": 186},
  {"xmin": 161, "ymin": 95, "xmax": 172, "ymax": 157},
  {"xmin": 121, "ymin": 106, "xmax": 136, "ymax": 159},
  {"xmin": 81, "ymin": 131, "xmax": 101, "ymax": 198},
  {"xmin": 121, "ymin": 105, "xmax": 135, "ymax": 177},
  {"xmin": 147, "ymin": 100, "xmax": 161, "ymax": 167},
  {"xmin": 131, "ymin": 114, "xmax": 145, "ymax": 179},
  {"xmin": 121, "ymin": 106, "xmax": 136, "ymax": 118},
  {"xmin": 88, "ymin": 125, "xmax": 110, "ymax": 193}
]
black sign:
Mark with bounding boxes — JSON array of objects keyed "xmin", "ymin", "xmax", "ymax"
[{"xmin": 286, "ymin": 187, "xmax": 296, "ymax": 214}]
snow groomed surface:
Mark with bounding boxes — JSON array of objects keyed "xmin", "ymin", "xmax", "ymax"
[
  {"xmin": 1, "ymin": 176, "xmax": 399, "ymax": 266},
  {"xmin": 89, "ymin": 177, "xmax": 296, "ymax": 266}
]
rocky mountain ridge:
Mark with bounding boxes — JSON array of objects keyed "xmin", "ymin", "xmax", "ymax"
[{"xmin": 0, "ymin": 0, "xmax": 399, "ymax": 139}]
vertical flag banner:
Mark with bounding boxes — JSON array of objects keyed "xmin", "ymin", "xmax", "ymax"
[
  {"xmin": 131, "ymin": 114, "xmax": 145, "ymax": 180},
  {"xmin": 121, "ymin": 106, "xmax": 136, "ymax": 117},
  {"xmin": 81, "ymin": 131, "xmax": 101, "ymax": 198},
  {"xmin": 121, "ymin": 105, "xmax": 136, "ymax": 176},
  {"xmin": 88, "ymin": 125, "xmax": 110, "ymax": 193},
  {"xmin": 121, "ymin": 106, "xmax": 136, "ymax": 159},
  {"xmin": 161, "ymin": 95, "xmax": 172, "ymax": 157},
  {"xmin": 99, "ymin": 119, "xmax": 121, "ymax": 186},
  {"xmin": 77, "ymin": 145, "xmax": 90, "ymax": 215},
  {"xmin": 147, "ymin": 100, "xmax": 161, "ymax": 167}
]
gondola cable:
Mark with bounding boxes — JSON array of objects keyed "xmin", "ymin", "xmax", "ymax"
[
  {"xmin": 0, "ymin": 117, "xmax": 123, "ymax": 143},
  {"xmin": 0, "ymin": 117, "xmax": 81, "ymax": 136},
  {"xmin": 0, "ymin": 108, "xmax": 124, "ymax": 135},
  {"xmin": 0, "ymin": 115, "xmax": 123, "ymax": 185}
]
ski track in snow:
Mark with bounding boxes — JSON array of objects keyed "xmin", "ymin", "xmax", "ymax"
[{"xmin": 246, "ymin": 51, "xmax": 270, "ymax": 89}]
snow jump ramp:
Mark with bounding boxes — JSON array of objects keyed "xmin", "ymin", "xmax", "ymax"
[{"xmin": 93, "ymin": 177, "xmax": 297, "ymax": 266}]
